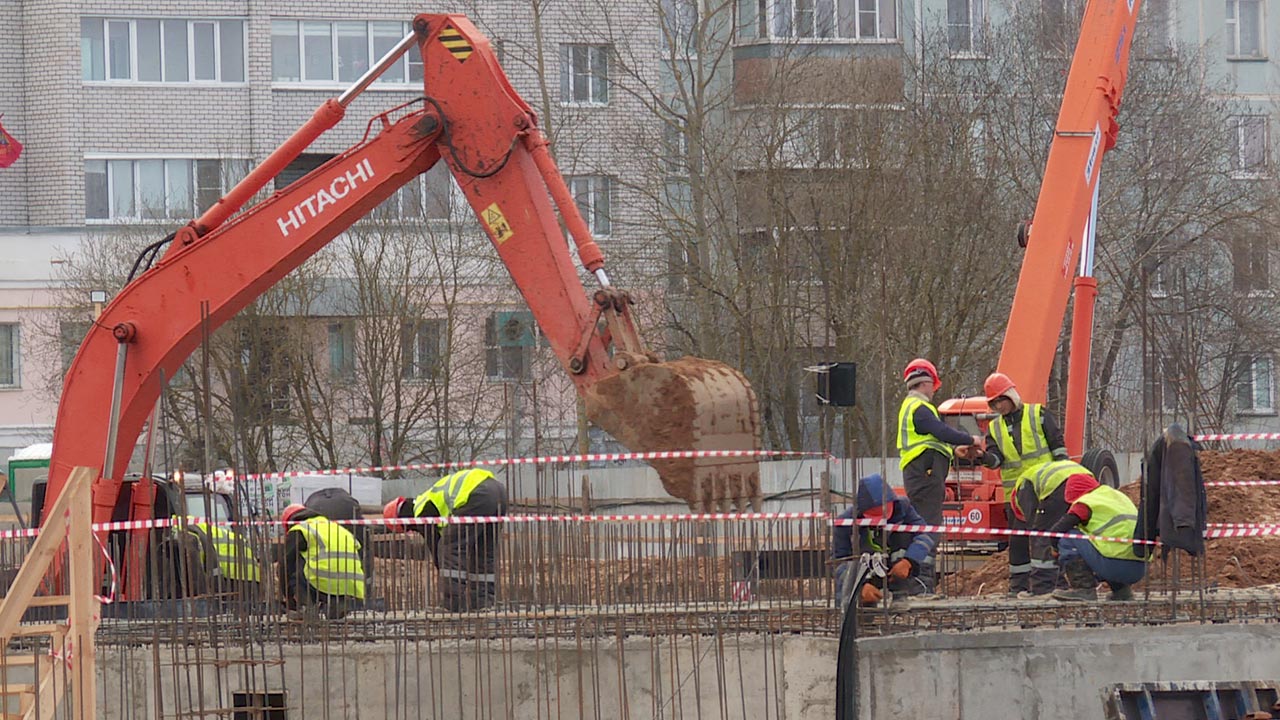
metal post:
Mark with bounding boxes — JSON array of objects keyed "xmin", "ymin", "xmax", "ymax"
[
  {"xmin": 102, "ymin": 341, "xmax": 129, "ymax": 475},
  {"xmin": 338, "ymin": 32, "xmax": 421, "ymax": 107}
]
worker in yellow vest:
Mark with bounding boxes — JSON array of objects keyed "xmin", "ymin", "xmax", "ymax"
[
  {"xmin": 173, "ymin": 516, "xmax": 262, "ymax": 595},
  {"xmin": 897, "ymin": 358, "xmax": 982, "ymax": 582},
  {"xmin": 383, "ymin": 467, "xmax": 508, "ymax": 612},
  {"xmin": 979, "ymin": 372, "xmax": 1069, "ymax": 596},
  {"xmin": 1013, "ymin": 459, "xmax": 1088, "ymax": 596},
  {"xmin": 278, "ymin": 504, "xmax": 366, "ymax": 619},
  {"xmin": 1048, "ymin": 474, "xmax": 1148, "ymax": 602}
]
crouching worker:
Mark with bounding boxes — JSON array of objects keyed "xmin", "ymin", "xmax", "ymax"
[
  {"xmin": 279, "ymin": 504, "xmax": 366, "ymax": 619},
  {"xmin": 383, "ymin": 468, "xmax": 508, "ymax": 612},
  {"xmin": 832, "ymin": 474, "xmax": 937, "ymax": 606},
  {"xmin": 1049, "ymin": 474, "xmax": 1148, "ymax": 602},
  {"xmin": 174, "ymin": 516, "xmax": 262, "ymax": 595}
]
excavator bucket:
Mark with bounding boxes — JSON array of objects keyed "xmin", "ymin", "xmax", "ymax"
[{"xmin": 583, "ymin": 357, "xmax": 762, "ymax": 512}]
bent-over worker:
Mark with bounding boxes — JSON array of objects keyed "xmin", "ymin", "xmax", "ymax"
[
  {"xmin": 832, "ymin": 474, "xmax": 937, "ymax": 605},
  {"xmin": 278, "ymin": 504, "xmax": 366, "ymax": 619},
  {"xmin": 173, "ymin": 516, "xmax": 262, "ymax": 600},
  {"xmin": 978, "ymin": 372, "xmax": 1069, "ymax": 596},
  {"xmin": 304, "ymin": 487, "xmax": 374, "ymax": 587},
  {"xmin": 1014, "ymin": 459, "xmax": 1090, "ymax": 595},
  {"xmin": 383, "ymin": 467, "xmax": 508, "ymax": 612},
  {"xmin": 1049, "ymin": 474, "xmax": 1148, "ymax": 602}
]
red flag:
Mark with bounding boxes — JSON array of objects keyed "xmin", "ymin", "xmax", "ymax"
[{"xmin": 0, "ymin": 116, "xmax": 23, "ymax": 169}]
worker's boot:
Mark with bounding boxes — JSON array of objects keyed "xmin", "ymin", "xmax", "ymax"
[
  {"xmin": 1107, "ymin": 582, "xmax": 1134, "ymax": 602},
  {"xmin": 1051, "ymin": 559, "xmax": 1098, "ymax": 602}
]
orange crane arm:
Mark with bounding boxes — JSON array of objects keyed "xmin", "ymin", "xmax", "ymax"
[
  {"xmin": 997, "ymin": 0, "xmax": 1142, "ymax": 429},
  {"xmin": 44, "ymin": 14, "xmax": 760, "ymax": 597}
]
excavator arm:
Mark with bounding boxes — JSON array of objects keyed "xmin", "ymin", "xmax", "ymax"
[
  {"xmin": 997, "ymin": 0, "xmax": 1142, "ymax": 454},
  {"xmin": 45, "ymin": 15, "xmax": 761, "ymax": 592}
]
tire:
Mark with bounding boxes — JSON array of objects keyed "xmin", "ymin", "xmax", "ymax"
[{"xmin": 1081, "ymin": 448, "xmax": 1120, "ymax": 488}]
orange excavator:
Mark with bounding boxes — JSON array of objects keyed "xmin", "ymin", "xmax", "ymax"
[
  {"xmin": 40, "ymin": 14, "xmax": 761, "ymax": 599},
  {"xmin": 937, "ymin": 0, "xmax": 1141, "ymax": 535}
]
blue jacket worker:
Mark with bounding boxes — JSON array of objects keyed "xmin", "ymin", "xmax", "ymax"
[{"xmin": 832, "ymin": 474, "xmax": 937, "ymax": 604}]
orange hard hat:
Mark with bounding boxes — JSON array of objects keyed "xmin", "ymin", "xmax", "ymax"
[
  {"xmin": 984, "ymin": 372, "xmax": 1017, "ymax": 403},
  {"xmin": 383, "ymin": 497, "xmax": 408, "ymax": 532},
  {"xmin": 903, "ymin": 358, "xmax": 941, "ymax": 392},
  {"xmin": 280, "ymin": 503, "xmax": 307, "ymax": 525}
]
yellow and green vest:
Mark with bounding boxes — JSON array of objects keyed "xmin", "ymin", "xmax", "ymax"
[
  {"xmin": 897, "ymin": 396, "xmax": 953, "ymax": 469},
  {"xmin": 413, "ymin": 469, "xmax": 493, "ymax": 530},
  {"xmin": 289, "ymin": 516, "xmax": 366, "ymax": 599}
]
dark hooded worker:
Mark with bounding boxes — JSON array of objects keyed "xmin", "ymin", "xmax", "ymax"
[{"xmin": 832, "ymin": 474, "xmax": 938, "ymax": 606}]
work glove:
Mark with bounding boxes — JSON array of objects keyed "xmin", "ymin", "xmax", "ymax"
[
  {"xmin": 859, "ymin": 583, "xmax": 883, "ymax": 606},
  {"xmin": 954, "ymin": 445, "xmax": 975, "ymax": 460},
  {"xmin": 890, "ymin": 558, "xmax": 912, "ymax": 580}
]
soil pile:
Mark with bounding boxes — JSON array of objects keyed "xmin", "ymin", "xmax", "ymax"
[{"xmin": 947, "ymin": 449, "xmax": 1280, "ymax": 596}]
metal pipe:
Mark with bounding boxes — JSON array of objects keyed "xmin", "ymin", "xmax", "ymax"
[
  {"xmin": 339, "ymin": 31, "xmax": 420, "ymax": 107},
  {"xmin": 103, "ymin": 341, "xmax": 128, "ymax": 476},
  {"xmin": 594, "ymin": 269, "xmax": 611, "ymax": 287}
]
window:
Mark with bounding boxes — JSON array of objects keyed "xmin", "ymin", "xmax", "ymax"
[
  {"xmin": 1132, "ymin": 0, "xmax": 1173, "ymax": 58},
  {"xmin": 81, "ymin": 18, "xmax": 245, "ymax": 83},
  {"xmin": 85, "ymin": 157, "xmax": 249, "ymax": 221},
  {"xmin": 1038, "ymin": 0, "xmax": 1084, "ymax": 52},
  {"xmin": 1231, "ymin": 115, "xmax": 1269, "ymax": 176},
  {"xmin": 947, "ymin": 0, "xmax": 986, "ymax": 54},
  {"xmin": 60, "ymin": 321, "xmax": 92, "ymax": 375},
  {"xmin": 661, "ymin": 0, "xmax": 698, "ymax": 57},
  {"xmin": 328, "ymin": 322, "xmax": 354, "ymax": 378},
  {"xmin": 275, "ymin": 153, "xmax": 333, "ymax": 191},
  {"xmin": 401, "ymin": 319, "xmax": 442, "ymax": 381},
  {"xmin": 272, "ymin": 20, "xmax": 419, "ymax": 83},
  {"xmin": 1232, "ymin": 237, "xmax": 1270, "ymax": 293},
  {"xmin": 484, "ymin": 314, "xmax": 529, "ymax": 381},
  {"xmin": 668, "ymin": 240, "xmax": 692, "ymax": 294},
  {"xmin": 560, "ymin": 45, "xmax": 610, "ymax": 105},
  {"xmin": 568, "ymin": 176, "xmax": 613, "ymax": 235},
  {"xmin": 1225, "ymin": 0, "xmax": 1264, "ymax": 59},
  {"xmin": 1237, "ymin": 355, "xmax": 1274, "ymax": 414},
  {"xmin": 737, "ymin": 0, "xmax": 898, "ymax": 40},
  {"xmin": 664, "ymin": 124, "xmax": 689, "ymax": 176},
  {"xmin": 374, "ymin": 163, "xmax": 452, "ymax": 221},
  {"xmin": 0, "ymin": 324, "xmax": 17, "ymax": 388}
]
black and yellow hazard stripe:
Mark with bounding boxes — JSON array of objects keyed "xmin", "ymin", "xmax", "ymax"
[{"xmin": 438, "ymin": 27, "xmax": 473, "ymax": 62}]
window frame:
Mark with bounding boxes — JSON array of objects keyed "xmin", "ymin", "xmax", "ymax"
[
  {"xmin": 483, "ymin": 314, "xmax": 530, "ymax": 382},
  {"xmin": 1237, "ymin": 355, "xmax": 1275, "ymax": 415},
  {"xmin": 80, "ymin": 17, "xmax": 247, "ymax": 84},
  {"xmin": 946, "ymin": 0, "xmax": 987, "ymax": 56},
  {"xmin": 270, "ymin": 19, "xmax": 421, "ymax": 87},
  {"xmin": 567, "ymin": 175, "xmax": 614, "ymax": 236},
  {"xmin": 1225, "ymin": 0, "xmax": 1265, "ymax": 60},
  {"xmin": 400, "ymin": 319, "xmax": 443, "ymax": 382},
  {"xmin": 84, "ymin": 155, "xmax": 251, "ymax": 223},
  {"xmin": 0, "ymin": 323, "xmax": 19, "ymax": 389},
  {"xmin": 1230, "ymin": 114, "xmax": 1270, "ymax": 178},
  {"xmin": 560, "ymin": 44, "xmax": 611, "ymax": 106},
  {"xmin": 327, "ymin": 321, "xmax": 355, "ymax": 379},
  {"xmin": 737, "ymin": 0, "xmax": 899, "ymax": 43}
]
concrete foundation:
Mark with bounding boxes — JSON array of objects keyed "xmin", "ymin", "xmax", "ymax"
[{"xmin": 91, "ymin": 622, "xmax": 1280, "ymax": 719}]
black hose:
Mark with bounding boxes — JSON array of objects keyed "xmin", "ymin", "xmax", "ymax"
[
  {"xmin": 127, "ymin": 231, "xmax": 178, "ymax": 283},
  {"xmin": 834, "ymin": 561, "xmax": 871, "ymax": 720}
]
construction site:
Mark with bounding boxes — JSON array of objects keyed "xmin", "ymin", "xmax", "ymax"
[{"xmin": 2, "ymin": 0, "xmax": 1280, "ymax": 719}]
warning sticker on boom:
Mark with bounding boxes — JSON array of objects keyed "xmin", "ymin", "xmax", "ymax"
[
  {"xmin": 483, "ymin": 202, "xmax": 514, "ymax": 243},
  {"xmin": 438, "ymin": 27, "xmax": 473, "ymax": 62}
]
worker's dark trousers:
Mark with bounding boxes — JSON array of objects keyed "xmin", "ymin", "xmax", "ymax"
[
  {"xmin": 901, "ymin": 449, "xmax": 948, "ymax": 569},
  {"xmin": 284, "ymin": 571, "xmax": 362, "ymax": 619},
  {"xmin": 434, "ymin": 478, "xmax": 508, "ymax": 612},
  {"xmin": 1058, "ymin": 536, "xmax": 1146, "ymax": 586},
  {"xmin": 1005, "ymin": 502, "xmax": 1031, "ymax": 594},
  {"xmin": 1015, "ymin": 483, "xmax": 1070, "ymax": 595}
]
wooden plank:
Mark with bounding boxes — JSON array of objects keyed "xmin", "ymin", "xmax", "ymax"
[
  {"xmin": 66, "ymin": 470, "xmax": 97, "ymax": 720},
  {"xmin": 6, "ymin": 625, "xmax": 65, "ymax": 639},
  {"xmin": 16, "ymin": 598, "xmax": 68, "ymax": 609},
  {"xmin": 0, "ymin": 468, "xmax": 96, "ymax": 641}
]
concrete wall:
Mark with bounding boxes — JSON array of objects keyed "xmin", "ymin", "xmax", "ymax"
[{"xmin": 856, "ymin": 624, "xmax": 1280, "ymax": 719}]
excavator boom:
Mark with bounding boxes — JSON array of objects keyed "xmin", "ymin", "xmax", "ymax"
[{"xmin": 44, "ymin": 14, "xmax": 762, "ymax": 594}]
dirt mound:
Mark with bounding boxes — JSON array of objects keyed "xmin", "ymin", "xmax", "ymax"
[{"xmin": 947, "ymin": 449, "xmax": 1280, "ymax": 595}]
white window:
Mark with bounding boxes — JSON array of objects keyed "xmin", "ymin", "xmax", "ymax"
[
  {"xmin": 0, "ymin": 324, "xmax": 18, "ymax": 388},
  {"xmin": 328, "ymin": 322, "xmax": 355, "ymax": 378},
  {"xmin": 81, "ymin": 18, "xmax": 245, "ymax": 83},
  {"xmin": 664, "ymin": 124, "xmax": 690, "ymax": 176},
  {"xmin": 484, "ymin": 314, "xmax": 529, "ymax": 381},
  {"xmin": 84, "ymin": 157, "xmax": 250, "ymax": 221},
  {"xmin": 1132, "ymin": 0, "xmax": 1173, "ymax": 58},
  {"xmin": 1231, "ymin": 115, "xmax": 1269, "ymax": 177},
  {"xmin": 568, "ymin": 176, "xmax": 613, "ymax": 235},
  {"xmin": 560, "ymin": 45, "xmax": 610, "ymax": 105},
  {"xmin": 1225, "ymin": 0, "xmax": 1264, "ymax": 59},
  {"xmin": 1237, "ymin": 355, "xmax": 1274, "ymax": 414},
  {"xmin": 401, "ymin": 319, "xmax": 442, "ymax": 381},
  {"xmin": 947, "ymin": 0, "xmax": 986, "ymax": 54},
  {"xmin": 661, "ymin": 0, "xmax": 699, "ymax": 57},
  {"xmin": 1232, "ymin": 237, "xmax": 1271, "ymax": 293},
  {"xmin": 374, "ymin": 163, "xmax": 452, "ymax": 221},
  {"xmin": 271, "ymin": 20, "xmax": 420, "ymax": 84},
  {"xmin": 738, "ymin": 0, "xmax": 898, "ymax": 41}
]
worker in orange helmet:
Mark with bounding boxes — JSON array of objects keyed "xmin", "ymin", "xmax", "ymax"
[
  {"xmin": 277, "ymin": 503, "xmax": 366, "ymax": 620},
  {"xmin": 382, "ymin": 467, "xmax": 508, "ymax": 612},
  {"xmin": 978, "ymin": 371, "xmax": 1070, "ymax": 597},
  {"xmin": 897, "ymin": 358, "xmax": 982, "ymax": 588}
]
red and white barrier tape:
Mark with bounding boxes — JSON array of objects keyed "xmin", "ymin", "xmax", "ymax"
[
  {"xmin": 1193, "ymin": 433, "xmax": 1280, "ymax": 441},
  {"xmin": 1205, "ymin": 479, "xmax": 1280, "ymax": 487},
  {"xmin": 239, "ymin": 449, "xmax": 831, "ymax": 481}
]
